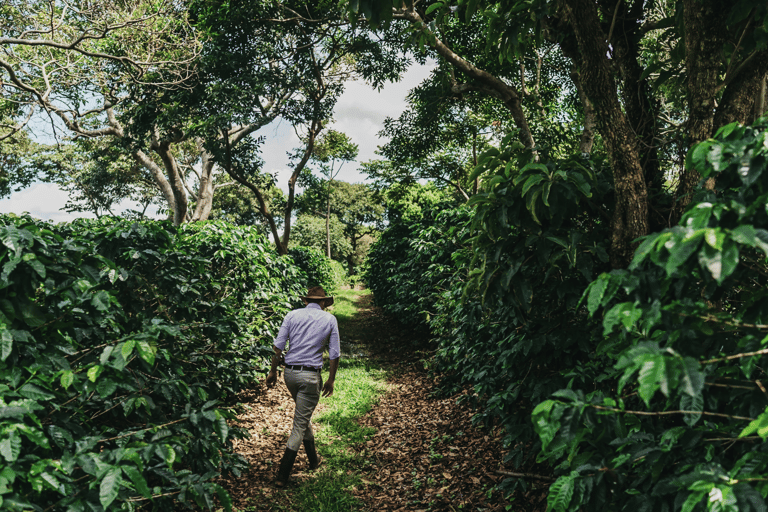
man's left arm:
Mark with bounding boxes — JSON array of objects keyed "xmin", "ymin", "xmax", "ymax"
[{"xmin": 322, "ymin": 317, "xmax": 341, "ymax": 398}]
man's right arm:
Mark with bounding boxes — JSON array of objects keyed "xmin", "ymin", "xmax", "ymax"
[
  {"xmin": 322, "ymin": 358, "xmax": 339, "ymax": 397},
  {"xmin": 265, "ymin": 346, "xmax": 283, "ymax": 387}
]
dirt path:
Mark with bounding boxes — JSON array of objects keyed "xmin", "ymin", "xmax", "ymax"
[{"xmin": 221, "ymin": 292, "xmax": 543, "ymax": 511}]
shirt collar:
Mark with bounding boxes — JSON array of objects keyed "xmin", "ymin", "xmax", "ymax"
[{"xmin": 305, "ymin": 303, "xmax": 322, "ymax": 310}]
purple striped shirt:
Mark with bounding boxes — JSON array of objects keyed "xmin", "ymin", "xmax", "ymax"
[{"xmin": 273, "ymin": 303, "xmax": 340, "ymax": 367}]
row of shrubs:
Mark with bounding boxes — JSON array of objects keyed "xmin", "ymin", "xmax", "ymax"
[
  {"xmin": 365, "ymin": 122, "xmax": 768, "ymax": 510},
  {"xmin": 0, "ymin": 216, "xmax": 339, "ymax": 510}
]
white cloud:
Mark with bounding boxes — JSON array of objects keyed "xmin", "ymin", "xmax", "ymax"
[
  {"xmin": 0, "ymin": 183, "xmax": 90, "ymax": 223},
  {"xmin": 0, "ymin": 61, "xmax": 437, "ymax": 221}
]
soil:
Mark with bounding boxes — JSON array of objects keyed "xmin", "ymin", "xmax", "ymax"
[{"xmin": 219, "ymin": 291, "xmax": 549, "ymax": 511}]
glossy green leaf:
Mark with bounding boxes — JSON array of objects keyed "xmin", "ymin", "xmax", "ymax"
[
  {"xmin": 122, "ymin": 466, "xmax": 151, "ymax": 498},
  {"xmin": 99, "ymin": 467, "xmax": 121, "ymax": 509},
  {"xmin": 0, "ymin": 329, "xmax": 12, "ymax": 361},
  {"xmin": 87, "ymin": 365, "xmax": 103, "ymax": 383},
  {"xmin": 136, "ymin": 341, "xmax": 155, "ymax": 365}
]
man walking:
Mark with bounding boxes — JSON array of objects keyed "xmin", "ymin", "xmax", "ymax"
[{"xmin": 265, "ymin": 286, "xmax": 340, "ymax": 487}]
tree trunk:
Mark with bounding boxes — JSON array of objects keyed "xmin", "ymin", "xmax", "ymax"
[
  {"xmin": 152, "ymin": 138, "xmax": 188, "ymax": 226},
  {"xmin": 603, "ymin": 0, "xmax": 662, "ymax": 198},
  {"xmin": 282, "ymin": 119, "xmax": 322, "ymax": 255},
  {"xmin": 132, "ymin": 149, "xmax": 176, "ymax": 221},
  {"xmin": 674, "ymin": 0, "xmax": 732, "ymax": 216},
  {"xmin": 714, "ymin": 51, "xmax": 768, "ymax": 128},
  {"xmin": 326, "ymin": 187, "xmax": 332, "ymax": 259},
  {"xmin": 559, "ymin": 0, "xmax": 649, "ymax": 268},
  {"xmin": 191, "ymin": 148, "xmax": 215, "ymax": 221}
]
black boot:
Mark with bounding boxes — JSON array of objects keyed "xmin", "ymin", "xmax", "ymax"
[
  {"xmin": 275, "ymin": 448, "xmax": 298, "ymax": 487},
  {"xmin": 303, "ymin": 439, "xmax": 322, "ymax": 470}
]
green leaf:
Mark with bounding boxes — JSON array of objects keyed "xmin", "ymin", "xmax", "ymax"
[
  {"xmin": 121, "ymin": 466, "xmax": 151, "ymax": 498},
  {"xmin": 91, "ymin": 290, "xmax": 110, "ymax": 312},
  {"xmin": 60, "ymin": 371, "xmax": 74, "ymax": 390},
  {"xmin": 87, "ymin": 365, "xmax": 103, "ymax": 383},
  {"xmin": 425, "ymin": 2, "xmax": 443, "ymax": 15},
  {"xmin": 464, "ymin": 0, "xmax": 481, "ymax": 23},
  {"xmin": 215, "ymin": 411, "xmax": 229, "ymax": 440},
  {"xmin": 680, "ymin": 393, "xmax": 704, "ymax": 426},
  {"xmin": 0, "ymin": 227, "xmax": 22, "ymax": 257},
  {"xmin": 521, "ymin": 174, "xmax": 544, "ymax": 196},
  {"xmin": 0, "ymin": 329, "xmax": 12, "ymax": 361},
  {"xmin": 18, "ymin": 383, "xmax": 55, "ymax": 401},
  {"xmin": 547, "ymin": 473, "xmax": 575, "ymax": 512},
  {"xmin": 121, "ymin": 339, "xmax": 136, "ymax": 360},
  {"xmin": 99, "ymin": 467, "xmax": 121, "ymax": 509},
  {"xmin": 0, "ymin": 432, "xmax": 21, "ymax": 462},
  {"xmin": 214, "ymin": 483, "xmax": 233, "ymax": 512},
  {"xmin": 638, "ymin": 355, "xmax": 664, "ymax": 406},
  {"xmin": 136, "ymin": 341, "xmax": 156, "ymax": 365},
  {"xmin": 681, "ymin": 491, "xmax": 705, "ymax": 512},
  {"xmin": 698, "ymin": 244, "xmax": 723, "ymax": 282},
  {"xmin": 680, "ymin": 357, "xmax": 705, "ymax": 397},
  {"xmin": 22, "ymin": 254, "xmax": 46, "ymax": 278},
  {"xmin": 740, "ymin": 407, "xmax": 768, "ymax": 438},
  {"xmin": 585, "ymin": 277, "xmax": 608, "ymax": 315},
  {"xmin": 18, "ymin": 300, "xmax": 45, "ymax": 328},
  {"xmin": 532, "ymin": 400, "xmax": 564, "ymax": 452},
  {"xmin": 96, "ymin": 378, "xmax": 117, "ymax": 398}
]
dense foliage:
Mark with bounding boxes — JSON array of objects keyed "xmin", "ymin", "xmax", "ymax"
[
  {"xmin": 366, "ymin": 142, "xmax": 615, "ymax": 475},
  {"xmin": 0, "ymin": 217, "xmax": 305, "ymax": 510},
  {"xmin": 367, "ymin": 121, "xmax": 768, "ymax": 510},
  {"xmin": 288, "ymin": 246, "xmax": 347, "ymax": 293},
  {"xmin": 533, "ymin": 120, "xmax": 768, "ymax": 511}
]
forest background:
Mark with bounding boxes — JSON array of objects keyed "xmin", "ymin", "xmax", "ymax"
[{"xmin": 2, "ymin": 0, "xmax": 768, "ymax": 511}]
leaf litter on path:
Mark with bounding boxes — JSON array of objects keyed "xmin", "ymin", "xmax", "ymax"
[{"xmin": 220, "ymin": 291, "xmax": 548, "ymax": 511}]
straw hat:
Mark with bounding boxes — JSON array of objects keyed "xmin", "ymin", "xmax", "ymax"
[{"xmin": 301, "ymin": 286, "xmax": 334, "ymax": 306}]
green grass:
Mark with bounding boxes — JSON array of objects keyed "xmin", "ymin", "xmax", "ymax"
[
  {"xmin": 285, "ymin": 288, "xmax": 387, "ymax": 512},
  {"xmin": 330, "ymin": 287, "xmax": 365, "ymax": 324}
]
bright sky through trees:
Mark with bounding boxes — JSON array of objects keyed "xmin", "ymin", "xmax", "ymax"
[{"xmin": 0, "ymin": 63, "xmax": 435, "ymax": 223}]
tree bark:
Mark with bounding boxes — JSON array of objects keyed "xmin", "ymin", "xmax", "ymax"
[
  {"xmin": 675, "ymin": 0, "xmax": 733, "ymax": 215},
  {"xmin": 132, "ymin": 149, "xmax": 176, "ymax": 221},
  {"xmin": 282, "ymin": 118, "xmax": 322, "ymax": 255},
  {"xmin": 152, "ymin": 137, "xmax": 188, "ymax": 226},
  {"xmin": 602, "ymin": 0, "xmax": 662, "ymax": 197},
  {"xmin": 714, "ymin": 51, "xmax": 768, "ymax": 128},
  {"xmin": 559, "ymin": 0, "xmax": 649, "ymax": 268},
  {"xmin": 326, "ymin": 184, "xmax": 332, "ymax": 259},
  {"xmin": 191, "ymin": 146, "xmax": 215, "ymax": 222}
]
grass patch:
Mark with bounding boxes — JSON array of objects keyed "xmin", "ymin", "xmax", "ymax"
[
  {"xmin": 330, "ymin": 288, "xmax": 367, "ymax": 324},
  {"xmin": 283, "ymin": 288, "xmax": 387, "ymax": 512}
]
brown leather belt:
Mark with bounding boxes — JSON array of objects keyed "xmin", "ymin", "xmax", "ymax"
[{"xmin": 284, "ymin": 364, "xmax": 321, "ymax": 372}]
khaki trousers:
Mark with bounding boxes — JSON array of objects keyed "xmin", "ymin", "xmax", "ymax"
[{"xmin": 283, "ymin": 368, "xmax": 322, "ymax": 451}]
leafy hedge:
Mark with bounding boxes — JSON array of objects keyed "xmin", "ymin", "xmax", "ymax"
[
  {"xmin": 367, "ymin": 122, "xmax": 768, "ymax": 510},
  {"xmin": 366, "ymin": 143, "xmax": 614, "ymax": 478},
  {"xmin": 0, "ymin": 217, "xmax": 304, "ymax": 510},
  {"xmin": 288, "ymin": 246, "xmax": 346, "ymax": 293},
  {"xmin": 533, "ymin": 120, "xmax": 768, "ymax": 511}
]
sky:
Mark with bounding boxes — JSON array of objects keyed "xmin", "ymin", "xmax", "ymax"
[{"xmin": 0, "ymin": 63, "xmax": 436, "ymax": 223}]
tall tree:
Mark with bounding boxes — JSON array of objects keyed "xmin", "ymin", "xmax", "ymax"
[
  {"xmin": 296, "ymin": 180, "xmax": 385, "ymax": 273},
  {"xmin": 348, "ymin": 0, "xmax": 768, "ymax": 267},
  {"xmin": 308, "ymin": 130, "xmax": 358, "ymax": 258}
]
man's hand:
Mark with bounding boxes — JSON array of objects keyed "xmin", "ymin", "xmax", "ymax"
[
  {"xmin": 266, "ymin": 370, "xmax": 277, "ymax": 388},
  {"xmin": 322, "ymin": 379, "xmax": 334, "ymax": 398}
]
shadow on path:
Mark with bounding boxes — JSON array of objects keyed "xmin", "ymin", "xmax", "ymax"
[{"xmin": 220, "ymin": 290, "xmax": 546, "ymax": 511}]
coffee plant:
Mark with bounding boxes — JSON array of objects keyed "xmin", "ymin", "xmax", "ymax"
[
  {"xmin": 288, "ymin": 246, "xmax": 347, "ymax": 293},
  {"xmin": 533, "ymin": 120, "xmax": 768, "ymax": 511},
  {"xmin": 0, "ymin": 217, "xmax": 306, "ymax": 510},
  {"xmin": 367, "ymin": 121, "xmax": 768, "ymax": 509}
]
